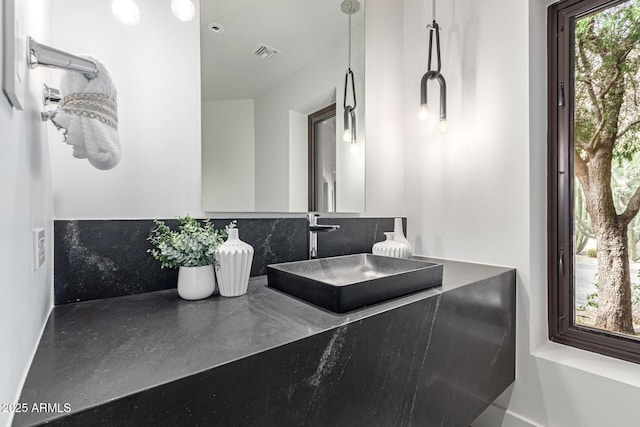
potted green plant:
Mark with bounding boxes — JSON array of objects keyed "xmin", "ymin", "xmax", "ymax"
[{"xmin": 148, "ymin": 215, "xmax": 225, "ymax": 300}]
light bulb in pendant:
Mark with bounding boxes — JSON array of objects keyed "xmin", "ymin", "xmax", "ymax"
[
  {"xmin": 343, "ymin": 128, "xmax": 352, "ymax": 142},
  {"xmin": 171, "ymin": 0, "xmax": 195, "ymax": 22},
  {"xmin": 417, "ymin": 104, "xmax": 429, "ymax": 121},
  {"xmin": 439, "ymin": 119, "xmax": 449, "ymax": 135},
  {"xmin": 112, "ymin": 0, "xmax": 140, "ymax": 25}
]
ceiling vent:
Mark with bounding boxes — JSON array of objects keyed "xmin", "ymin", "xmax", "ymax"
[{"xmin": 253, "ymin": 43, "xmax": 281, "ymax": 61}]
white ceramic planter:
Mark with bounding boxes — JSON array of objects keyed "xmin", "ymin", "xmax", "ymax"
[
  {"xmin": 393, "ymin": 217, "xmax": 413, "ymax": 257},
  {"xmin": 177, "ymin": 265, "xmax": 215, "ymax": 300},
  {"xmin": 215, "ymin": 228, "xmax": 254, "ymax": 297},
  {"xmin": 373, "ymin": 232, "xmax": 408, "ymax": 258}
]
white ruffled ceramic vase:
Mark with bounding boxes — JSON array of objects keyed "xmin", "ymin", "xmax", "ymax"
[
  {"xmin": 215, "ymin": 228, "xmax": 254, "ymax": 297},
  {"xmin": 393, "ymin": 217, "xmax": 413, "ymax": 257},
  {"xmin": 177, "ymin": 265, "xmax": 215, "ymax": 300},
  {"xmin": 373, "ymin": 232, "xmax": 408, "ymax": 258}
]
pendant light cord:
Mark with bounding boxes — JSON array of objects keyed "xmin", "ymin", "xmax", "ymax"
[
  {"xmin": 427, "ymin": 0, "xmax": 441, "ymax": 76},
  {"xmin": 432, "ymin": 0, "xmax": 436, "ymax": 23},
  {"xmin": 344, "ymin": 0, "xmax": 356, "ymax": 110},
  {"xmin": 348, "ymin": 5, "xmax": 352, "ymax": 70}
]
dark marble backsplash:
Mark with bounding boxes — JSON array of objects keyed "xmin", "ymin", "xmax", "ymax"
[{"xmin": 54, "ymin": 217, "xmax": 406, "ymax": 305}]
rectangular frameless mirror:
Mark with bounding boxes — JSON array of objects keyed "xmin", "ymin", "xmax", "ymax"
[{"xmin": 200, "ymin": 0, "xmax": 365, "ymax": 213}]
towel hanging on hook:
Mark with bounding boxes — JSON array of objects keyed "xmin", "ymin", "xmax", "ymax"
[
  {"xmin": 50, "ymin": 56, "xmax": 121, "ymax": 171},
  {"xmin": 28, "ymin": 37, "xmax": 121, "ymax": 170}
]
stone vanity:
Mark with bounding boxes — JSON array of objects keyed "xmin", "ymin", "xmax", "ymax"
[{"xmin": 13, "ymin": 256, "xmax": 515, "ymax": 427}]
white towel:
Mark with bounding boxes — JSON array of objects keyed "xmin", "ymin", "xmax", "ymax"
[{"xmin": 52, "ymin": 56, "xmax": 121, "ymax": 170}]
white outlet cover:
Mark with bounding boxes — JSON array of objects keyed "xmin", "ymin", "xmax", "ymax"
[
  {"xmin": 33, "ymin": 228, "xmax": 45, "ymax": 270},
  {"xmin": 2, "ymin": 0, "xmax": 26, "ymax": 110}
]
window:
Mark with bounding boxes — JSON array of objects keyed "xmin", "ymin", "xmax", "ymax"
[
  {"xmin": 548, "ymin": 0, "xmax": 640, "ymax": 363},
  {"xmin": 308, "ymin": 104, "xmax": 337, "ymax": 212}
]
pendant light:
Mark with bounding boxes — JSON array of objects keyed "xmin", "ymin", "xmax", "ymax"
[
  {"xmin": 341, "ymin": 0, "xmax": 360, "ymax": 144},
  {"xmin": 418, "ymin": 0, "xmax": 448, "ymax": 134}
]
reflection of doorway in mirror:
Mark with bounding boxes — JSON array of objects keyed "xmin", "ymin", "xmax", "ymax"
[{"xmin": 308, "ymin": 104, "xmax": 337, "ymax": 212}]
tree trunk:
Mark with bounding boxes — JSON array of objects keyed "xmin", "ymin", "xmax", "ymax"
[
  {"xmin": 583, "ymin": 151, "xmax": 635, "ymax": 334},
  {"xmin": 629, "ymin": 226, "xmax": 638, "ymax": 262},
  {"xmin": 593, "ymin": 220, "xmax": 634, "ymax": 332}
]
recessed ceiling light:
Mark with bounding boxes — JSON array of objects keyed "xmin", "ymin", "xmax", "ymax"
[
  {"xmin": 207, "ymin": 23, "xmax": 224, "ymax": 34},
  {"xmin": 112, "ymin": 0, "xmax": 140, "ymax": 25},
  {"xmin": 171, "ymin": 0, "xmax": 195, "ymax": 22}
]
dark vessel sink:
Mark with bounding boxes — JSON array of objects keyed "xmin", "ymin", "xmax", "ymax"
[{"xmin": 267, "ymin": 254, "xmax": 443, "ymax": 313}]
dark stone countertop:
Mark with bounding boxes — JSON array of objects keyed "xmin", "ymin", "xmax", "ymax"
[{"xmin": 14, "ymin": 257, "xmax": 514, "ymax": 426}]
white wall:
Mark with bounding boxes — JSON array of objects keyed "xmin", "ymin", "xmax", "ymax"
[
  {"xmin": 50, "ymin": 0, "xmax": 202, "ymax": 219},
  {"xmin": 288, "ymin": 110, "xmax": 308, "ymax": 211},
  {"xmin": 363, "ymin": 0, "xmax": 406, "ymax": 216},
  {"xmin": 398, "ymin": 0, "xmax": 640, "ymax": 426},
  {"xmin": 202, "ymin": 99, "xmax": 255, "ymax": 212},
  {"xmin": 0, "ymin": 1, "xmax": 53, "ymax": 426}
]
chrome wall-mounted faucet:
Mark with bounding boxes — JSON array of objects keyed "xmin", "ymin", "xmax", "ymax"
[{"xmin": 307, "ymin": 213, "xmax": 340, "ymax": 259}]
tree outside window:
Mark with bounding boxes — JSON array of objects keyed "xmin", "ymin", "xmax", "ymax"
[{"xmin": 549, "ymin": 0, "xmax": 640, "ymax": 363}]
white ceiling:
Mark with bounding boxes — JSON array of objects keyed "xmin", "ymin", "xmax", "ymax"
[{"xmin": 200, "ymin": 0, "xmax": 363, "ymax": 101}]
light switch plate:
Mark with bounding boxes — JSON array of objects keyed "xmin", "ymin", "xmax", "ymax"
[
  {"xmin": 2, "ymin": 0, "xmax": 26, "ymax": 110},
  {"xmin": 33, "ymin": 228, "xmax": 45, "ymax": 270}
]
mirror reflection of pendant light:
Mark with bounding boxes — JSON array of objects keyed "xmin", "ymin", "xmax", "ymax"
[
  {"xmin": 171, "ymin": 0, "xmax": 195, "ymax": 22},
  {"xmin": 341, "ymin": 0, "xmax": 360, "ymax": 144},
  {"xmin": 418, "ymin": 0, "xmax": 448, "ymax": 134},
  {"xmin": 111, "ymin": 0, "xmax": 141, "ymax": 25}
]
